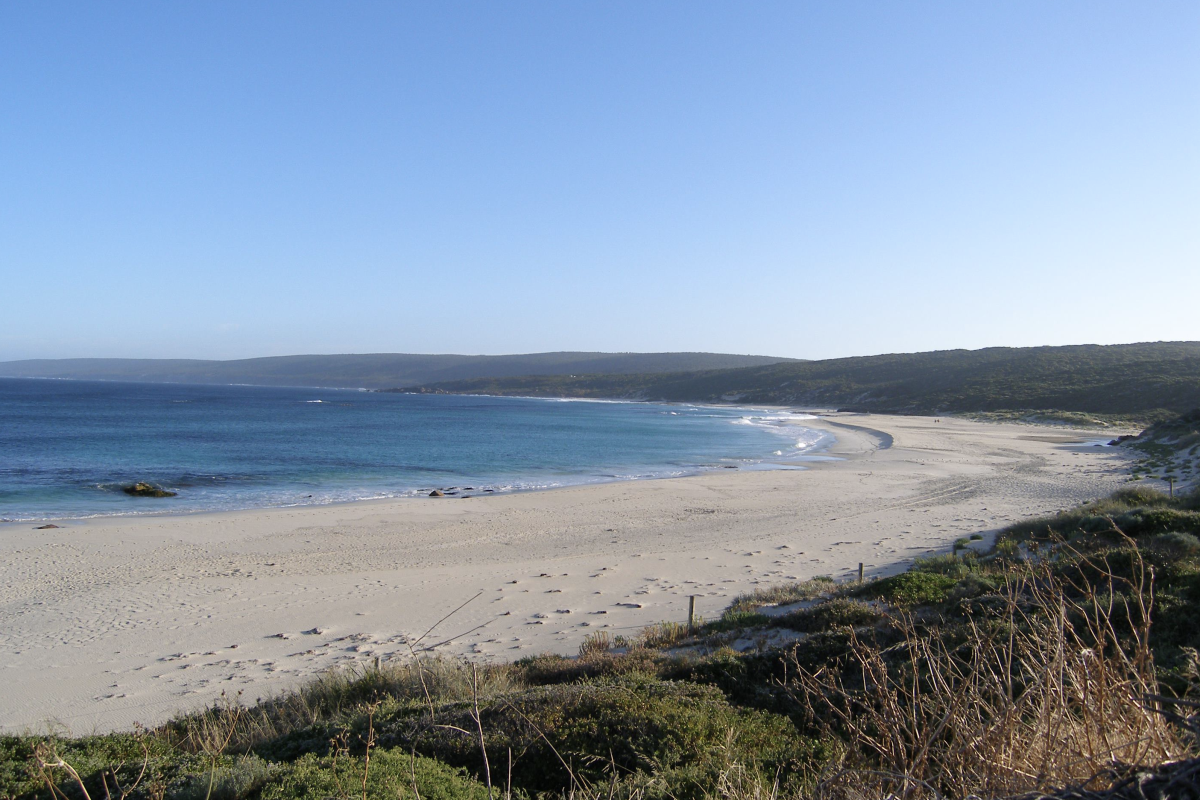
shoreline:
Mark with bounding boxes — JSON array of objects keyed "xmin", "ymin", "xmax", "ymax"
[{"xmin": 0, "ymin": 413, "xmax": 1137, "ymax": 734}]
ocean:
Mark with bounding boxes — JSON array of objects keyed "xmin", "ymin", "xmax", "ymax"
[{"xmin": 0, "ymin": 378, "xmax": 833, "ymax": 521}]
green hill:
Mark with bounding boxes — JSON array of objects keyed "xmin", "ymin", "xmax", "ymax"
[
  {"xmin": 0, "ymin": 351, "xmax": 793, "ymax": 389},
  {"xmin": 406, "ymin": 341, "xmax": 1200, "ymax": 420}
]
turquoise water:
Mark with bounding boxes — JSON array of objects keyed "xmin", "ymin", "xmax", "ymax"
[{"xmin": 0, "ymin": 378, "xmax": 831, "ymax": 521}]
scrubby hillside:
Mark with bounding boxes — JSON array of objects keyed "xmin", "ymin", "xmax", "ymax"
[
  {"xmin": 410, "ymin": 341, "xmax": 1200, "ymax": 423},
  {"xmin": 0, "ymin": 352, "xmax": 794, "ymax": 390}
]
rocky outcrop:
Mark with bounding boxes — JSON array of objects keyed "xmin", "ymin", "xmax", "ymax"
[{"xmin": 122, "ymin": 482, "xmax": 177, "ymax": 498}]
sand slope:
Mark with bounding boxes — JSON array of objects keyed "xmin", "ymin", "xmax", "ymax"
[{"xmin": 0, "ymin": 414, "xmax": 1133, "ymax": 734}]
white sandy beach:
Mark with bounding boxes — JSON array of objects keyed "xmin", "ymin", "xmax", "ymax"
[{"xmin": 0, "ymin": 413, "xmax": 1136, "ymax": 735}]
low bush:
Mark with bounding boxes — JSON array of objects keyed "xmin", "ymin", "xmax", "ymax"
[
  {"xmin": 856, "ymin": 572, "xmax": 957, "ymax": 606},
  {"xmin": 259, "ymin": 748, "xmax": 493, "ymax": 800},
  {"xmin": 513, "ymin": 649, "xmax": 664, "ymax": 688},
  {"xmin": 1113, "ymin": 508, "xmax": 1200, "ymax": 538},
  {"xmin": 377, "ymin": 677, "xmax": 830, "ymax": 797},
  {"xmin": 1147, "ymin": 531, "xmax": 1200, "ymax": 557},
  {"xmin": 1109, "ymin": 486, "xmax": 1173, "ymax": 507},
  {"xmin": 912, "ymin": 551, "xmax": 980, "ymax": 578},
  {"xmin": 169, "ymin": 754, "xmax": 278, "ymax": 800},
  {"xmin": 725, "ymin": 577, "xmax": 835, "ymax": 615},
  {"xmin": 6, "ymin": 733, "xmax": 198, "ymax": 800},
  {"xmin": 948, "ymin": 573, "xmax": 999, "ymax": 604},
  {"xmin": 775, "ymin": 598, "xmax": 883, "ymax": 633}
]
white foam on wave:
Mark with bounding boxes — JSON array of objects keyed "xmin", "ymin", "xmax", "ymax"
[
  {"xmin": 729, "ymin": 413, "xmax": 836, "ymax": 455},
  {"xmin": 469, "ymin": 393, "xmax": 636, "ymax": 405}
]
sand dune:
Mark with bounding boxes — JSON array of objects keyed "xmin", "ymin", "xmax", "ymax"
[{"xmin": 0, "ymin": 413, "xmax": 1134, "ymax": 734}]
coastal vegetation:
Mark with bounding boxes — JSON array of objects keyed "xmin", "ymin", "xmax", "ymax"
[
  {"xmin": 404, "ymin": 341, "xmax": 1200, "ymax": 423},
  {"xmin": 1124, "ymin": 408, "xmax": 1200, "ymax": 488},
  {"xmin": 8, "ymin": 484, "xmax": 1200, "ymax": 799}
]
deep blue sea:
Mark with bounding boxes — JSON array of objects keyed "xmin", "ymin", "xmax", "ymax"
[{"xmin": 0, "ymin": 378, "xmax": 833, "ymax": 521}]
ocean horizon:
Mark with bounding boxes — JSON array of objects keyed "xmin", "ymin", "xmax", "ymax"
[{"xmin": 0, "ymin": 377, "xmax": 833, "ymax": 522}]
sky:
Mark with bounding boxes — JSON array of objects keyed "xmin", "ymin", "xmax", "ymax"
[{"xmin": 1, "ymin": 3, "xmax": 1197, "ymax": 362}]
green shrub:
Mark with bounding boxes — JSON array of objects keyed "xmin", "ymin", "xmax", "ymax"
[
  {"xmin": 259, "ymin": 748, "xmax": 493, "ymax": 800},
  {"xmin": 1147, "ymin": 531, "xmax": 1200, "ymax": 557},
  {"xmin": 1113, "ymin": 509, "xmax": 1200, "ymax": 538},
  {"xmin": 1110, "ymin": 486, "xmax": 1172, "ymax": 507},
  {"xmin": 912, "ymin": 552, "xmax": 979, "ymax": 578},
  {"xmin": 512, "ymin": 649, "xmax": 663, "ymax": 687},
  {"xmin": 1181, "ymin": 487, "xmax": 1200, "ymax": 511},
  {"xmin": 994, "ymin": 538, "xmax": 1021, "ymax": 558},
  {"xmin": 170, "ymin": 754, "xmax": 278, "ymax": 800},
  {"xmin": 1, "ymin": 733, "xmax": 194, "ymax": 800},
  {"xmin": 857, "ymin": 572, "xmax": 957, "ymax": 606},
  {"xmin": 948, "ymin": 573, "xmax": 999, "ymax": 604},
  {"xmin": 1048, "ymin": 546, "xmax": 1191, "ymax": 597},
  {"xmin": 377, "ymin": 677, "xmax": 829, "ymax": 797},
  {"xmin": 776, "ymin": 598, "xmax": 883, "ymax": 633},
  {"xmin": 1150, "ymin": 591, "xmax": 1200, "ymax": 657}
]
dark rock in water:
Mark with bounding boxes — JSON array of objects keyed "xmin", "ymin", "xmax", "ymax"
[
  {"xmin": 122, "ymin": 482, "xmax": 177, "ymax": 498},
  {"xmin": 1109, "ymin": 434, "xmax": 1137, "ymax": 446},
  {"xmin": 35, "ymin": 524, "xmax": 60, "ymax": 530},
  {"xmin": 429, "ymin": 490, "xmax": 444, "ymax": 497}
]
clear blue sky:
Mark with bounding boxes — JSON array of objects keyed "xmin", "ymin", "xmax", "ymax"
[{"xmin": 2, "ymin": 2, "xmax": 1196, "ymax": 361}]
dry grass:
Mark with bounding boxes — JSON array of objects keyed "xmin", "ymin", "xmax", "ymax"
[
  {"xmin": 161, "ymin": 656, "xmax": 525, "ymax": 755},
  {"xmin": 638, "ymin": 620, "xmax": 691, "ymax": 650},
  {"xmin": 728, "ymin": 577, "xmax": 837, "ymax": 615},
  {"xmin": 542, "ymin": 763, "xmax": 793, "ymax": 800},
  {"xmin": 578, "ymin": 630, "xmax": 613, "ymax": 657},
  {"xmin": 786, "ymin": 539, "xmax": 1187, "ymax": 799}
]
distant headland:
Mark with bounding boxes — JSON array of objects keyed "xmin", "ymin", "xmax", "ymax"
[{"xmin": 0, "ymin": 351, "xmax": 794, "ymax": 390}]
